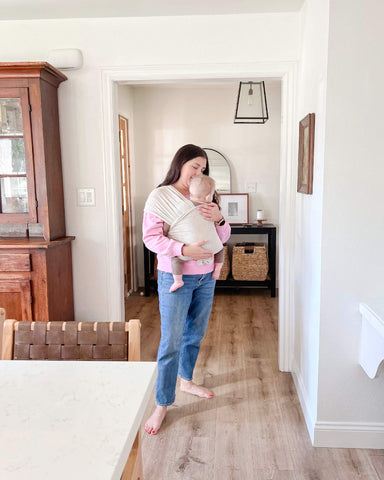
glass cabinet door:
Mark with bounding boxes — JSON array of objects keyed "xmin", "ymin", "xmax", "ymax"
[{"xmin": 0, "ymin": 87, "xmax": 36, "ymax": 223}]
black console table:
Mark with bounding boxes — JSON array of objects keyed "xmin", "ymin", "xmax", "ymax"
[
  {"xmin": 143, "ymin": 223, "xmax": 276, "ymax": 297},
  {"xmin": 216, "ymin": 224, "xmax": 276, "ymax": 297}
]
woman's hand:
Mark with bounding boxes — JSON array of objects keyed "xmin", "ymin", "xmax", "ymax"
[
  {"xmin": 182, "ymin": 241, "xmax": 213, "ymax": 260},
  {"xmin": 198, "ymin": 203, "xmax": 223, "ymax": 223}
]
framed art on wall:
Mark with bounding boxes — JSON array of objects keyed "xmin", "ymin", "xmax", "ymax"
[
  {"xmin": 219, "ymin": 193, "xmax": 249, "ymax": 224},
  {"xmin": 297, "ymin": 113, "xmax": 315, "ymax": 195}
]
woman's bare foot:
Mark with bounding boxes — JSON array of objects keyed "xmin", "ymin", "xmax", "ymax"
[
  {"xmin": 144, "ymin": 406, "xmax": 167, "ymax": 435},
  {"xmin": 180, "ymin": 379, "xmax": 214, "ymax": 398}
]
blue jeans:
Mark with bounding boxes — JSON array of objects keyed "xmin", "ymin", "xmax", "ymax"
[{"xmin": 155, "ymin": 271, "xmax": 216, "ymax": 406}]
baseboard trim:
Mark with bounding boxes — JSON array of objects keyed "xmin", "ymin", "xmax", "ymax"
[
  {"xmin": 314, "ymin": 421, "xmax": 384, "ymax": 448},
  {"xmin": 290, "ymin": 365, "xmax": 315, "ymax": 444},
  {"xmin": 291, "ymin": 364, "xmax": 384, "ymax": 449}
]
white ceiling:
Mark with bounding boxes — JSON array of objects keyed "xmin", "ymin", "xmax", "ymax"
[{"xmin": 0, "ymin": 0, "xmax": 304, "ymax": 21}]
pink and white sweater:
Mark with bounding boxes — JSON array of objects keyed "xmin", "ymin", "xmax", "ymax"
[{"xmin": 143, "ymin": 211, "xmax": 231, "ymax": 275}]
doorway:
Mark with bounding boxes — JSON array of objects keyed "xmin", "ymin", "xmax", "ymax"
[{"xmin": 101, "ymin": 63, "xmax": 296, "ymax": 372}]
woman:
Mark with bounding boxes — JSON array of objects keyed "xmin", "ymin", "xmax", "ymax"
[{"xmin": 143, "ymin": 144, "xmax": 231, "ymax": 435}]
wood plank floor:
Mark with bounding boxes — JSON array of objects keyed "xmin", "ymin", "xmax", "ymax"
[{"xmin": 125, "ymin": 289, "xmax": 384, "ymax": 480}]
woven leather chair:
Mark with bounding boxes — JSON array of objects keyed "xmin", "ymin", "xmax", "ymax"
[
  {"xmin": 1, "ymin": 316, "xmax": 143, "ymax": 480},
  {"xmin": 1, "ymin": 319, "xmax": 140, "ymax": 362}
]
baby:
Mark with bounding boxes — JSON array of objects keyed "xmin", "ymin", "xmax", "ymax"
[{"xmin": 169, "ymin": 175, "xmax": 224, "ymax": 292}]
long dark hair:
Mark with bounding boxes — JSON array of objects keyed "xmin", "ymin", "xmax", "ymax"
[{"xmin": 158, "ymin": 144, "xmax": 220, "ymax": 205}]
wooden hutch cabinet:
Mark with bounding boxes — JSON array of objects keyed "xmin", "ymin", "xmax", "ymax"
[{"xmin": 0, "ymin": 62, "xmax": 74, "ymax": 324}]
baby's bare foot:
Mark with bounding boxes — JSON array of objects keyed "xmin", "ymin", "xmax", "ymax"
[
  {"xmin": 144, "ymin": 406, "xmax": 167, "ymax": 435},
  {"xmin": 180, "ymin": 379, "xmax": 214, "ymax": 398},
  {"xmin": 169, "ymin": 281, "xmax": 184, "ymax": 293}
]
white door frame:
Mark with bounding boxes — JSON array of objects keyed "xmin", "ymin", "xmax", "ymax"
[{"xmin": 101, "ymin": 62, "xmax": 297, "ymax": 372}]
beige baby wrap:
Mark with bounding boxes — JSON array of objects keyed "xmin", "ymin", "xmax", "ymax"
[{"xmin": 144, "ymin": 185, "xmax": 223, "ymax": 262}]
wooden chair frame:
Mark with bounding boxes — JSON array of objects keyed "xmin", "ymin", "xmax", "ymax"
[
  {"xmin": 1, "ymin": 318, "xmax": 141, "ymax": 362},
  {"xmin": 1, "ymin": 312, "xmax": 143, "ymax": 480}
]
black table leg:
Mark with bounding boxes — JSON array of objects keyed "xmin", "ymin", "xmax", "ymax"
[{"xmin": 269, "ymin": 229, "xmax": 276, "ymax": 297}]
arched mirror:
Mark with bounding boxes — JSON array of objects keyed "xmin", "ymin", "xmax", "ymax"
[{"xmin": 204, "ymin": 148, "xmax": 231, "ymax": 193}]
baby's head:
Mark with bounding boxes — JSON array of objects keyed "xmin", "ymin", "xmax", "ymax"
[{"xmin": 189, "ymin": 175, "xmax": 215, "ymax": 203}]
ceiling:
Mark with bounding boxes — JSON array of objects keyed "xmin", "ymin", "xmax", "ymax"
[{"xmin": 0, "ymin": 0, "xmax": 304, "ymax": 21}]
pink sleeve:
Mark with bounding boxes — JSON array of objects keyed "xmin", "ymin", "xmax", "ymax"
[
  {"xmin": 216, "ymin": 221, "xmax": 231, "ymax": 243},
  {"xmin": 143, "ymin": 211, "xmax": 183, "ymax": 257}
]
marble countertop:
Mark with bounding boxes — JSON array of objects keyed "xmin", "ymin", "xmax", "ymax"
[{"xmin": 0, "ymin": 360, "xmax": 157, "ymax": 479}]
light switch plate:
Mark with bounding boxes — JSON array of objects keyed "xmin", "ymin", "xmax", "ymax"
[
  {"xmin": 77, "ymin": 188, "xmax": 95, "ymax": 206},
  {"xmin": 246, "ymin": 182, "xmax": 257, "ymax": 193}
]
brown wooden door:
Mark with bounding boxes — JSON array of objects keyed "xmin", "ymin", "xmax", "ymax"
[{"xmin": 118, "ymin": 115, "xmax": 134, "ymax": 298}]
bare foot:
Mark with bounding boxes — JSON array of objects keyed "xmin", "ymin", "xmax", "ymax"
[
  {"xmin": 144, "ymin": 406, "xmax": 167, "ymax": 435},
  {"xmin": 180, "ymin": 379, "xmax": 214, "ymax": 398},
  {"xmin": 169, "ymin": 281, "xmax": 184, "ymax": 293}
]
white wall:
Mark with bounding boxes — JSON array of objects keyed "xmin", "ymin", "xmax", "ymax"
[
  {"xmin": 0, "ymin": 14, "xmax": 300, "ymax": 321},
  {"xmin": 315, "ymin": 0, "xmax": 384, "ymax": 447},
  {"xmin": 294, "ymin": 0, "xmax": 384, "ymax": 448},
  {"xmin": 292, "ymin": 0, "xmax": 329, "ymax": 442},
  {"xmin": 124, "ymin": 82, "xmax": 281, "ymax": 286}
]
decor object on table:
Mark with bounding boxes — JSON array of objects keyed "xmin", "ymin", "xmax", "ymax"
[
  {"xmin": 232, "ymin": 242, "xmax": 268, "ymax": 281},
  {"xmin": 297, "ymin": 113, "xmax": 315, "ymax": 194},
  {"xmin": 256, "ymin": 218, "xmax": 268, "ymax": 227},
  {"xmin": 219, "ymin": 193, "xmax": 249, "ymax": 225},
  {"xmin": 234, "ymin": 81, "xmax": 269, "ymax": 124},
  {"xmin": 255, "ymin": 209, "xmax": 267, "ymax": 226}
]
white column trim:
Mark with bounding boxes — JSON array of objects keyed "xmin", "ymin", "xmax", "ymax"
[
  {"xmin": 101, "ymin": 72, "xmax": 124, "ymax": 324},
  {"xmin": 100, "ymin": 62, "xmax": 297, "ymax": 371},
  {"xmin": 278, "ymin": 66, "xmax": 297, "ymax": 371}
]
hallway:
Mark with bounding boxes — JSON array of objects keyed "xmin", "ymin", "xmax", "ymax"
[{"xmin": 125, "ymin": 290, "xmax": 384, "ymax": 479}]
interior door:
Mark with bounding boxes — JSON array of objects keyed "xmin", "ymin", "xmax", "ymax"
[{"xmin": 118, "ymin": 115, "xmax": 134, "ymax": 297}]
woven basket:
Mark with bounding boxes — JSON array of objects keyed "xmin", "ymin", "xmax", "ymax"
[
  {"xmin": 232, "ymin": 242, "xmax": 268, "ymax": 281},
  {"xmin": 218, "ymin": 245, "xmax": 229, "ymax": 280}
]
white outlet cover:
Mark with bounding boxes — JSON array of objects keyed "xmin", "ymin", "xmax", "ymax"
[
  {"xmin": 77, "ymin": 188, "xmax": 95, "ymax": 206},
  {"xmin": 246, "ymin": 182, "xmax": 257, "ymax": 193}
]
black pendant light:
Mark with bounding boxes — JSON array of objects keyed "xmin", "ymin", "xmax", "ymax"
[{"xmin": 234, "ymin": 81, "xmax": 269, "ymax": 124}]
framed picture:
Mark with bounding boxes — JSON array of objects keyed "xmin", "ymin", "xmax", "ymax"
[
  {"xmin": 219, "ymin": 193, "xmax": 249, "ymax": 225},
  {"xmin": 297, "ymin": 113, "xmax": 315, "ymax": 195}
]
